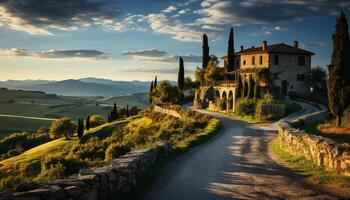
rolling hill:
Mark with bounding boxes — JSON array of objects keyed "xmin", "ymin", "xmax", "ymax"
[{"xmin": 0, "ymin": 78, "xmax": 150, "ymax": 97}]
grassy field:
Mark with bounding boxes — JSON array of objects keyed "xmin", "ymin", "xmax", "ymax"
[
  {"xmin": 98, "ymin": 92, "xmax": 149, "ymax": 108},
  {"xmin": 271, "ymin": 138, "xmax": 350, "ymax": 188},
  {"xmin": 0, "ymin": 116, "xmax": 53, "ymax": 137},
  {"xmin": 0, "ymin": 89, "xmax": 150, "ymax": 135}
]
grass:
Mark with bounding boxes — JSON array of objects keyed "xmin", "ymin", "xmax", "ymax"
[
  {"xmin": 271, "ymin": 138, "xmax": 350, "ymax": 188},
  {"xmin": 0, "ymin": 116, "xmax": 52, "ymax": 137},
  {"xmin": 98, "ymin": 92, "xmax": 149, "ymax": 108},
  {"xmin": 291, "ymin": 122, "xmax": 350, "ymax": 144},
  {"xmin": 0, "ymin": 137, "xmax": 77, "ymax": 179}
]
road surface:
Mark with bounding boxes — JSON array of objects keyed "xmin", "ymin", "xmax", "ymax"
[{"xmin": 143, "ymin": 102, "xmax": 349, "ymax": 199}]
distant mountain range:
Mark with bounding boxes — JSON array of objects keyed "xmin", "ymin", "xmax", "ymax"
[{"xmin": 0, "ymin": 78, "xmax": 152, "ymax": 96}]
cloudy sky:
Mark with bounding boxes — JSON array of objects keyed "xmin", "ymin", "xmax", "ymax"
[{"xmin": 0, "ymin": 0, "xmax": 349, "ymax": 81}]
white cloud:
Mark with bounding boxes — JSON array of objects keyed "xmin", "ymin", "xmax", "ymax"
[
  {"xmin": 0, "ymin": 48, "xmax": 110, "ymax": 60},
  {"xmin": 162, "ymin": 6, "xmax": 177, "ymax": 13}
]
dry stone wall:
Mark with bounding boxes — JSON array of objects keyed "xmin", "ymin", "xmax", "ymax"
[
  {"xmin": 278, "ymin": 121, "xmax": 350, "ymax": 176},
  {"xmin": 153, "ymin": 105, "xmax": 181, "ymax": 118},
  {"xmin": 0, "ymin": 142, "xmax": 171, "ymax": 200}
]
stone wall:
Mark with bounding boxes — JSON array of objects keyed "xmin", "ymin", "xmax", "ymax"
[
  {"xmin": 0, "ymin": 142, "xmax": 171, "ymax": 200},
  {"xmin": 277, "ymin": 121, "xmax": 350, "ymax": 176},
  {"xmin": 153, "ymin": 105, "xmax": 181, "ymax": 118}
]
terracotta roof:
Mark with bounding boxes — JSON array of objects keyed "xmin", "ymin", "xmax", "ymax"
[
  {"xmin": 222, "ymin": 43, "xmax": 315, "ymax": 59},
  {"xmin": 234, "ymin": 43, "xmax": 315, "ymax": 55}
]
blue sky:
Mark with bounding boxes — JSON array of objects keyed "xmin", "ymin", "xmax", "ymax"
[{"xmin": 0, "ymin": 0, "xmax": 349, "ymax": 81}]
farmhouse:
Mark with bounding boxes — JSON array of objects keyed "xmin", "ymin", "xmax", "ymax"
[{"xmin": 194, "ymin": 40, "xmax": 314, "ymax": 112}]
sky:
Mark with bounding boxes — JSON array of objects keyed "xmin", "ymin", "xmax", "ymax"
[{"xmin": 0, "ymin": 0, "xmax": 349, "ymax": 81}]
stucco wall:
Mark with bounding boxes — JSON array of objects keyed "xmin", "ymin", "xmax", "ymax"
[
  {"xmin": 240, "ymin": 53, "xmax": 269, "ymax": 68},
  {"xmin": 269, "ymin": 54, "xmax": 311, "ymax": 96}
]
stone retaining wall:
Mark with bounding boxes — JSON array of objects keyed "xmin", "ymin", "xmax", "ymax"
[
  {"xmin": 153, "ymin": 105, "xmax": 181, "ymax": 118},
  {"xmin": 0, "ymin": 142, "xmax": 171, "ymax": 200},
  {"xmin": 277, "ymin": 121, "xmax": 350, "ymax": 176}
]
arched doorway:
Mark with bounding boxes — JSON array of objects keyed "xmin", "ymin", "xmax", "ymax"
[
  {"xmin": 228, "ymin": 90, "xmax": 234, "ymax": 110},
  {"xmin": 221, "ymin": 91, "xmax": 227, "ymax": 111},
  {"xmin": 281, "ymin": 80, "xmax": 287, "ymax": 96}
]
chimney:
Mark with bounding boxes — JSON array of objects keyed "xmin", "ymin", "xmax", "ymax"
[
  {"xmin": 262, "ymin": 40, "xmax": 267, "ymax": 51},
  {"xmin": 240, "ymin": 45, "xmax": 244, "ymax": 51},
  {"xmin": 292, "ymin": 41, "xmax": 299, "ymax": 48},
  {"xmin": 251, "ymin": 46, "xmax": 255, "ymax": 48}
]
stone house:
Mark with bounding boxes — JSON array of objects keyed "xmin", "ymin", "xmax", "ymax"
[{"xmin": 224, "ymin": 41, "xmax": 315, "ymax": 96}]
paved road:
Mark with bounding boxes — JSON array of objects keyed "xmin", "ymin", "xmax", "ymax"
[{"xmin": 143, "ymin": 103, "xmax": 349, "ymax": 200}]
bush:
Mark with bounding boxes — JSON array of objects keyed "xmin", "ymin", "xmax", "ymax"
[
  {"xmin": 151, "ymin": 81, "xmax": 184, "ymax": 105},
  {"xmin": 90, "ymin": 115, "xmax": 106, "ymax": 128},
  {"xmin": 49, "ymin": 117, "xmax": 76, "ymax": 139},
  {"xmin": 235, "ymin": 98, "xmax": 257, "ymax": 117},
  {"xmin": 105, "ymin": 143, "xmax": 130, "ymax": 161}
]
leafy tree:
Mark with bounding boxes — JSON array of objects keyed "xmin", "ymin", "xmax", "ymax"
[
  {"xmin": 178, "ymin": 57, "xmax": 185, "ymax": 90},
  {"xmin": 202, "ymin": 34, "xmax": 210, "ymax": 69},
  {"xmin": 311, "ymin": 66, "xmax": 327, "ymax": 96},
  {"xmin": 328, "ymin": 12, "xmax": 350, "ymax": 126},
  {"xmin": 151, "ymin": 81, "xmax": 184, "ymax": 105},
  {"xmin": 86, "ymin": 116, "xmax": 90, "ymax": 131},
  {"xmin": 210, "ymin": 55, "xmax": 219, "ymax": 65},
  {"xmin": 195, "ymin": 67, "xmax": 205, "ymax": 84},
  {"xmin": 49, "ymin": 117, "xmax": 76, "ymax": 140},
  {"xmin": 130, "ymin": 106, "xmax": 141, "ymax": 116},
  {"xmin": 203, "ymin": 60, "xmax": 224, "ymax": 84},
  {"xmin": 226, "ymin": 27, "xmax": 235, "ymax": 72},
  {"xmin": 184, "ymin": 77, "xmax": 200, "ymax": 89},
  {"xmin": 248, "ymin": 76, "xmax": 255, "ymax": 99},
  {"xmin": 90, "ymin": 115, "xmax": 106, "ymax": 128},
  {"xmin": 254, "ymin": 78, "xmax": 261, "ymax": 99}
]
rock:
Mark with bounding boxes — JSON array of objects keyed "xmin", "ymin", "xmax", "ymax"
[
  {"xmin": 0, "ymin": 189, "xmax": 13, "ymax": 198},
  {"xmin": 79, "ymin": 193, "xmax": 96, "ymax": 200},
  {"xmin": 14, "ymin": 183, "xmax": 41, "ymax": 192},
  {"xmin": 107, "ymin": 172, "xmax": 117, "ymax": 182},
  {"xmin": 65, "ymin": 185, "xmax": 83, "ymax": 198}
]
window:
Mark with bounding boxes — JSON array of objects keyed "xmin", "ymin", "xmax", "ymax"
[
  {"xmin": 259, "ymin": 56, "xmax": 263, "ymax": 65},
  {"xmin": 243, "ymin": 60, "xmax": 246, "ymax": 66},
  {"xmin": 252, "ymin": 56, "xmax": 255, "ymax": 65},
  {"xmin": 274, "ymin": 55, "xmax": 279, "ymax": 65},
  {"xmin": 298, "ymin": 56, "xmax": 305, "ymax": 66},
  {"xmin": 297, "ymin": 74, "xmax": 305, "ymax": 82}
]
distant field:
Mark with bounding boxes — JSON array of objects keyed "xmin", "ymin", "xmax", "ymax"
[
  {"xmin": 0, "ymin": 89, "xmax": 149, "ymax": 135},
  {"xmin": 0, "ymin": 116, "xmax": 52, "ymax": 137},
  {"xmin": 98, "ymin": 92, "xmax": 149, "ymax": 108}
]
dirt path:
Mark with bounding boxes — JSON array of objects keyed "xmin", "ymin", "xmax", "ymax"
[{"xmin": 142, "ymin": 103, "xmax": 349, "ymax": 200}]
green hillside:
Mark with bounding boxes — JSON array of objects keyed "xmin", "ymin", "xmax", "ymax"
[{"xmin": 98, "ymin": 92, "xmax": 149, "ymax": 108}]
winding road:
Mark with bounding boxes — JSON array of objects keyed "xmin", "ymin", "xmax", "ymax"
[{"xmin": 143, "ymin": 102, "xmax": 349, "ymax": 199}]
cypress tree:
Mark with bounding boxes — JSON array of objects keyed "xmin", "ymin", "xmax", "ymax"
[
  {"xmin": 77, "ymin": 118, "xmax": 84, "ymax": 139},
  {"xmin": 126, "ymin": 104, "xmax": 129, "ymax": 117},
  {"xmin": 77, "ymin": 118, "xmax": 81, "ymax": 138},
  {"xmin": 113, "ymin": 103, "xmax": 117, "ymax": 120},
  {"xmin": 86, "ymin": 116, "xmax": 90, "ymax": 131},
  {"xmin": 254, "ymin": 80, "xmax": 261, "ymax": 99},
  {"xmin": 227, "ymin": 27, "xmax": 235, "ymax": 72},
  {"xmin": 149, "ymin": 80, "xmax": 154, "ymax": 104},
  {"xmin": 202, "ymin": 34, "xmax": 210, "ymax": 69},
  {"xmin": 154, "ymin": 76, "xmax": 158, "ymax": 88},
  {"xmin": 236, "ymin": 74, "xmax": 242, "ymax": 98},
  {"xmin": 328, "ymin": 11, "xmax": 350, "ymax": 126},
  {"xmin": 178, "ymin": 57, "xmax": 185, "ymax": 90}
]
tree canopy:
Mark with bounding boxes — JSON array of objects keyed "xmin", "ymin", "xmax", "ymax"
[{"xmin": 49, "ymin": 117, "xmax": 76, "ymax": 140}]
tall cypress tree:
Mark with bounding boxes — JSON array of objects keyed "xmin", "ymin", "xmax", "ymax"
[
  {"xmin": 249, "ymin": 77, "xmax": 255, "ymax": 99},
  {"xmin": 77, "ymin": 118, "xmax": 84, "ymax": 139},
  {"xmin": 150, "ymin": 81, "xmax": 154, "ymax": 92},
  {"xmin": 227, "ymin": 28, "xmax": 235, "ymax": 72},
  {"xmin": 178, "ymin": 57, "xmax": 185, "ymax": 90},
  {"xmin": 86, "ymin": 116, "xmax": 90, "ymax": 130},
  {"xmin": 328, "ymin": 11, "xmax": 350, "ymax": 126},
  {"xmin": 149, "ymin": 81, "xmax": 154, "ymax": 104},
  {"xmin": 154, "ymin": 76, "xmax": 158, "ymax": 88},
  {"xmin": 113, "ymin": 103, "xmax": 117, "ymax": 120},
  {"xmin": 126, "ymin": 104, "xmax": 129, "ymax": 117},
  {"xmin": 202, "ymin": 34, "xmax": 210, "ymax": 69}
]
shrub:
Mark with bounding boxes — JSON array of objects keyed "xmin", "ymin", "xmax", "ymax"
[
  {"xmin": 105, "ymin": 143, "xmax": 130, "ymax": 161},
  {"xmin": 235, "ymin": 98, "xmax": 257, "ymax": 117},
  {"xmin": 49, "ymin": 117, "xmax": 76, "ymax": 139},
  {"xmin": 90, "ymin": 115, "xmax": 106, "ymax": 128},
  {"xmin": 151, "ymin": 81, "xmax": 184, "ymax": 105},
  {"xmin": 35, "ymin": 162, "xmax": 65, "ymax": 181}
]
